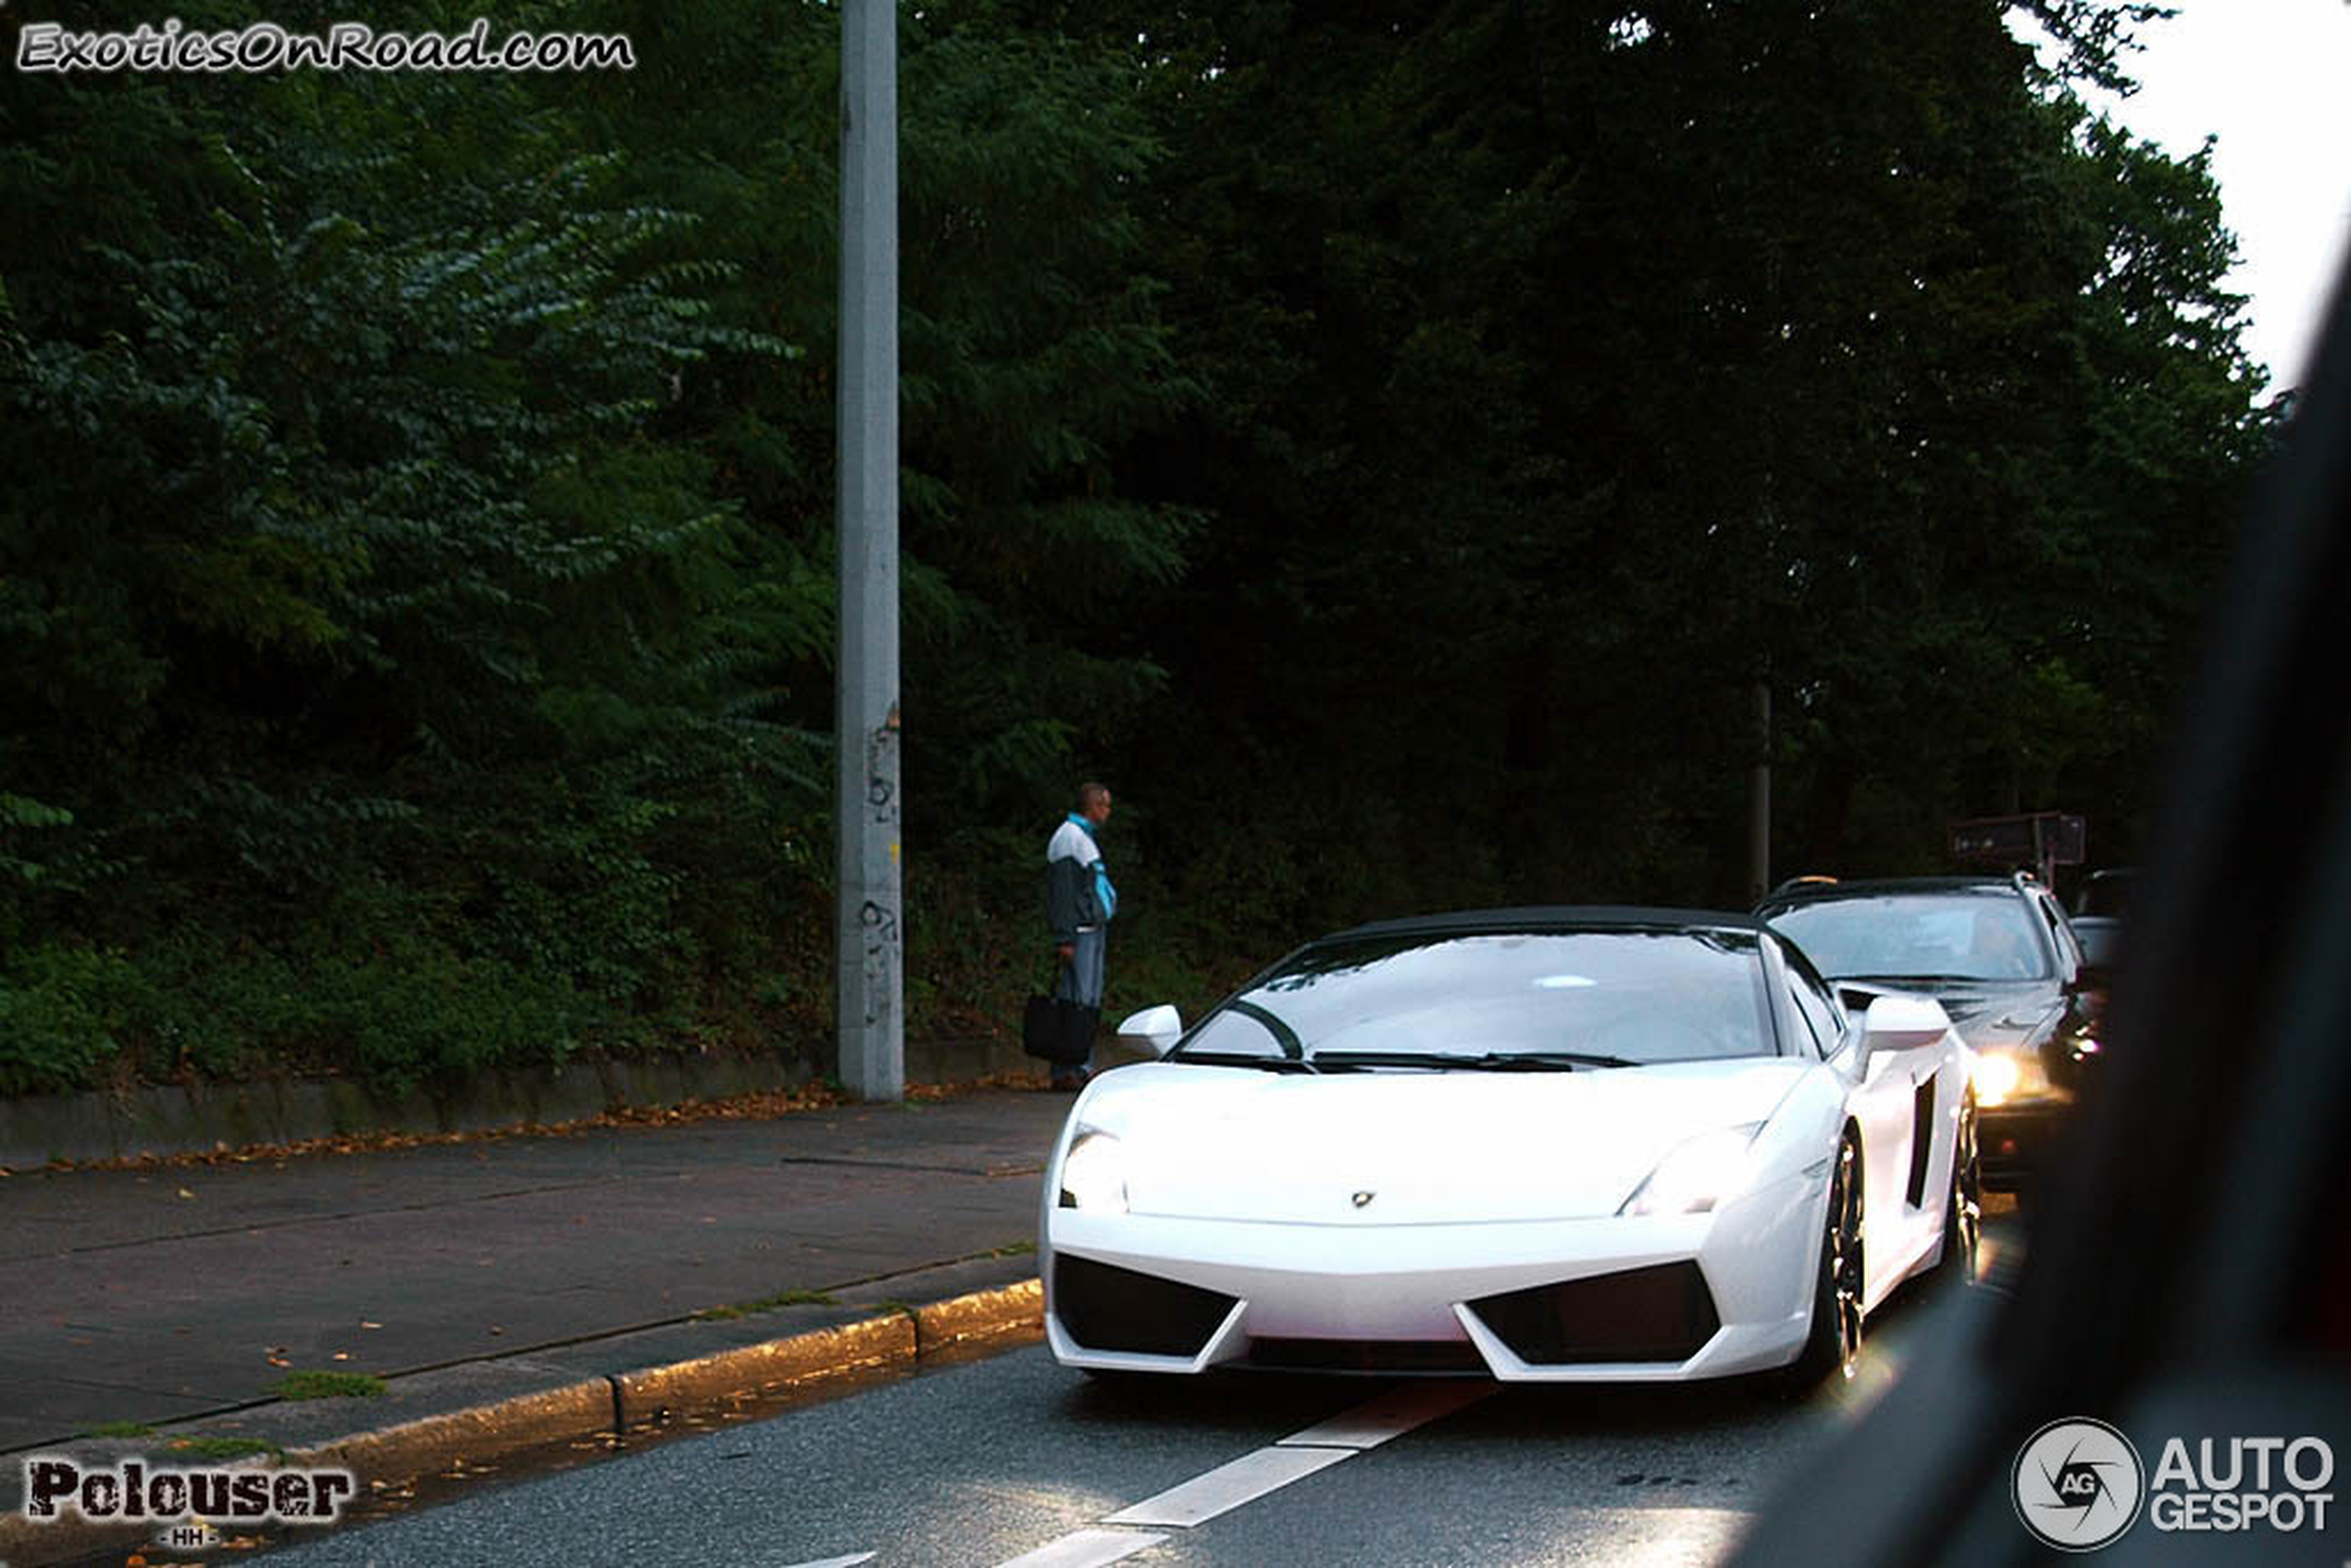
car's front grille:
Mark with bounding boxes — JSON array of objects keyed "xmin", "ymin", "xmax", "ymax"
[
  {"xmin": 1245, "ymin": 1338, "xmax": 1487, "ymax": 1375},
  {"xmin": 1465, "ymin": 1262, "xmax": 1721, "ymax": 1364},
  {"xmin": 1053, "ymin": 1254, "xmax": 1237, "ymax": 1358}
]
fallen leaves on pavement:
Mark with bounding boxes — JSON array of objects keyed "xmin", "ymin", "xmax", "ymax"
[{"xmin": 15, "ymin": 1069, "xmax": 1067, "ymax": 1177}]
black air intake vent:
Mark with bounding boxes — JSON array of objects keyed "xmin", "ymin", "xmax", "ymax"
[
  {"xmin": 1054, "ymin": 1254, "xmax": 1236, "ymax": 1357},
  {"xmin": 1467, "ymin": 1262, "xmax": 1721, "ymax": 1364}
]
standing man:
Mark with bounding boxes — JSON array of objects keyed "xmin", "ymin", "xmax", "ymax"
[{"xmin": 1044, "ymin": 782, "xmax": 1116, "ymax": 1089}]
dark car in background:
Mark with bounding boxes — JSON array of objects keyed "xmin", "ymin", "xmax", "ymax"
[
  {"xmin": 1755, "ymin": 873, "xmax": 2105, "ymax": 1193},
  {"xmin": 2067, "ymin": 913, "xmax": 2122, "ymax": 970},
  {"xmin": 2068, "ymin": 865, "xmax": 2138, "ymax": 969},
  {"xmin": 2073, "ymin": 865, "xmax": 2140, "ymax": 918}
]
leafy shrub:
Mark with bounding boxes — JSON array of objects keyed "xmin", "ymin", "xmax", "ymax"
[
  {"xmin": 0, "ymin": 945, "xmax": 134, "ymax": 1094},
  {"xmin": 330, "ymin": 948, "xmax": 591, "ymax": 1101},
  {"xmin": 149, "ymin": 934, "xmax": 593, "ymax": 1100}
]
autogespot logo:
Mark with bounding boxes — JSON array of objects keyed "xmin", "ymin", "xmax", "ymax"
[{"xmin": 2013, "ymin": 1418, "xmax": 2146, "ymax": 1552}]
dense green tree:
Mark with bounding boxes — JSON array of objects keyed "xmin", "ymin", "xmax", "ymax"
[
  {"xmin": 1, "ymin": 1, "xmax": 1202, "ymax": 1086},
  {"xmin": 1033, "ymin": 0, "xmax": 2271, "ymax": 933},
  {"xmin": 0, "ymin": 0, "xmax": 2274, "ymax": 1093},
  {"xmin": 2, "ymin": 6, "xmax": 808, "ymax": 1087},
  {"xmin": 552, "ymin": 0, "xmax": 1202, "ymax": 1017}
]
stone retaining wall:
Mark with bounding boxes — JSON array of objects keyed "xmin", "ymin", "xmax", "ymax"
[{"xmin": 0, "ymin": 1035, "xmax": 1042, "ymax": 1166}]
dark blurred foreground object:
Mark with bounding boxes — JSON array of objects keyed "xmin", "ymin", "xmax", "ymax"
[{"xmin": 1730, "ymin": 263, "xmax": 2351, "ymax": 1563}]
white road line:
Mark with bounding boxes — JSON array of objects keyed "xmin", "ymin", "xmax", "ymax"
[
  {"xmin": 1276, "ymin": 1378, "xmax": 1496, "ymax": 1450},
  {"xmin": 998, "ymin": 1377, "xmax": 1498, "ymax": 1564},
  {"xmin": 782, "ymin": 1556, "xmax": 877, "ymax": 1568},
  {"xmin": 1101, "ymin": 1444, "xmax": 1358, "ymax": 1527},
  {"xmin": 992, "ymin": 1526, "xmax": 1171, "ymax": 1568}
]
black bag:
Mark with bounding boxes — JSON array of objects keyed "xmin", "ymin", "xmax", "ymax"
[{"xmin": 1023, "ymin": 991, "xmax": 1095, "ymax": 1065}]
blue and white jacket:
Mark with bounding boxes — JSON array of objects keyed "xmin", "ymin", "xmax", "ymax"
[{"xmin": 1045, "ymin": 815, "xmax": 1117, "ymax": 944}]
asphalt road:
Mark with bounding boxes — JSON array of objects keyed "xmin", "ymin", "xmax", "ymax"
[
  {"xmin": 249, "ymin": 1344, "xmax": 1825, "ymax": 1567},
  {"xmin": 246, "ymin": 1237, "xmax": 2012, "ymax": 1568}
]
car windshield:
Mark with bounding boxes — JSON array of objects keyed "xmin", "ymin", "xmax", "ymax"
[
  {"xmin": 1763, "ymin": 894, "xmax": 2051, "ymax": 982},
  {"xmin": 1172, "ymin": 927, "xmax": 1777, "ymax": 1066}
]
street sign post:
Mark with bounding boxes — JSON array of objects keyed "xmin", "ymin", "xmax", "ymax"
[{"xmin": 1947, "ymin": 811, "xmax": 2086, "ymax": 890}]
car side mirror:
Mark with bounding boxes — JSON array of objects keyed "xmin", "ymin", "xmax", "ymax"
[
  {"xmin": 1836, "ymin": 981, "xmax": 1892, "ymax": 1014},
  {"xmin": 1117, "ymin": 1003, "xmax": 1184, "ymax": 1057},
  {"xmin": 1860, "ymin": 993, "xmax": 1952, "ymax": 1059}
]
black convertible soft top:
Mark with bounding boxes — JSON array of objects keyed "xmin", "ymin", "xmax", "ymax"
[{"xmin": 1319, "ymin": 906, "xmax": 1764, "ymax": 942}]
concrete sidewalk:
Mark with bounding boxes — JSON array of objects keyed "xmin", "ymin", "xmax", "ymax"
[{"xmin": 0, "ymin": 1084, "xmax": 1084, "ymax": 1566}]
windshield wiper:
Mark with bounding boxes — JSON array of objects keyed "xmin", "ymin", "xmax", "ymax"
[
  {"xmin": 1173, "ymin": 1051, "xmax": 1320, "ymax": 1074},
  {"xmin": 1308, "ymin": 1051, "xmax": 1483, "ymax": 1071},
  {"xmin": 1307, "ymin": 1050, "xmax": 1635, "ymax": 1072},
  {"xmin": 1225, "ymin": 999, "xmax": 1307, "ymax": 1059},
  {"xmin": 1847, "ymin": 973, "xmax": 1998, "ymax": 987},
  {"xmin": 1476, "ymin": 1050, "xmax": 1638, "ymax": 1070}
]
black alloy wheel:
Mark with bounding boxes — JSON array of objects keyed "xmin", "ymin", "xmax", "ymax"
[
  {"xmin": 1782, "ymin": 1130, "xmax": 1865, "ymax": 1391},
  {"xmin": 1928, "ymin": 1098, "xmax": 1983, "ymax": 1286}
]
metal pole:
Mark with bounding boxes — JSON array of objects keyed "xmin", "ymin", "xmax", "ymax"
[
  {"xmin": 836, "ymin": 0, "xmax": 902, "ymax": 1101},
  {"xmin": 1748, "ymin": 678, "xmax": 1772, "ymax": 903}
]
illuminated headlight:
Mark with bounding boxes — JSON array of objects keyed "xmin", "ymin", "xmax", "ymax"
[
  {"xmin": 1972, "ymin": 1049, "xmax": 2050, "ymax": 1108},
  {"xmin": 1057, "ymin": 1129, "xmax": 1128, "ymax": 1213},
  {"xmin": 1621, "ymin": 1123, "xmax": 1763, "ymax": 1216}
]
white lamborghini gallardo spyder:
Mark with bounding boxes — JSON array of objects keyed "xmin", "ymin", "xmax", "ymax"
[{"xmin": 1041, "ymin": 908, "xmax": 1980, "ymax": 1386}]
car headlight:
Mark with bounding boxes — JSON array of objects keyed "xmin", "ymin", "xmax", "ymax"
[
  {"xmin": 1621, "ymin": 1123, "xmax": 1764, "ymax": 1216},
  {"xmin": 1972, "ymin": 1048, "xmax": 2051, "ymax": 1108},
  {"xmin": 1057, "ymin": 1129, "xmax": 1128, "ymax": 1213}
]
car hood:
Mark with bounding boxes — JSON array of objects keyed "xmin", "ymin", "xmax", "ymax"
[
  {"xmin": 1067, "ymin": 1058, "xmax": 1812, "ymax": 1225},
  {"xmin": 1853, "ymin": 979, "xmax": 2060, "ymax": 1052}
]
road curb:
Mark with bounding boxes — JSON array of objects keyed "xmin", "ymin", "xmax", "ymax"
[
  {"xmin": 0, "ymin": 1044, "xmax": 1071, "ymax": 1169},
  {"xmin": 0, "ymin": 1276, "xmax": 1043, "ymax": 1567},
  {"xmin": 606, "ymin": 1312, "xmax": 916, "ymax": 1433}
]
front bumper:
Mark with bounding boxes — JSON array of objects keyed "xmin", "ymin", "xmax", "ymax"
[{"xmin": 1042, "ymin": 1173, "xmax": 1821, "ymax": 1382}]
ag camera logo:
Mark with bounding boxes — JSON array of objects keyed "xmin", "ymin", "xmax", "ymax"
[{"xmin": 2012, "ymin": 1418, "xmax": 2145, "ymax": 1552}]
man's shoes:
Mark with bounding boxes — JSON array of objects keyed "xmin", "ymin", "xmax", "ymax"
[{"xmin": 1049, "ymin": 1065, "xmax": 1094, "ymax": 1092}]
